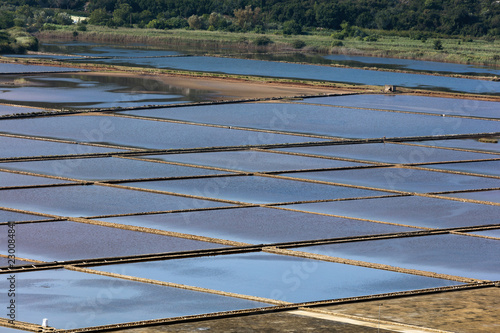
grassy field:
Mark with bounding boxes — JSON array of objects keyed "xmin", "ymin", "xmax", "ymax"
[{"xmin": 36, "ymin": 25, "xmax": 500, "ymax": 68}]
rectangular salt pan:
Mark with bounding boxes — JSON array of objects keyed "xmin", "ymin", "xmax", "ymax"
[
  {"xmin": 93, "ymin": 252, "xmax": 461, "ymax": 303},
  {"xmin": 100, "ymin": 207, "xmax": 415, "ymax": 244},
  {"xmin": 297, "ymin": 234, "xmax": 500, "ymax": 281},
  {"xmin": 0, "ymin": 185, "xmax": 232, "ymax": 217},
  {"xmin": 0, "ymin": 269, "xmax": 269, "ymax": 329},
  {"xmin": 0, "ymin": 221, "xmax": 226, "ymax": 262},
  {"xmin": 280, "ymin": 195, "xmax": 500, "ymax": 229}
]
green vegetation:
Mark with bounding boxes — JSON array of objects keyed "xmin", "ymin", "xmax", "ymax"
[
  {"xmin": 1, "ymin": 0, "xmax": 499, "ymax": 65},
  {"xmin": 0, "ymin": 28, "xmax": 38, "ymax": 54},
  {"xmin": 36, "ymin": 25, "xmax": 500, "ymax": 68},
  {"xmin": 2, "ymin": 0, "xmax": 500, "ymax": 37}
]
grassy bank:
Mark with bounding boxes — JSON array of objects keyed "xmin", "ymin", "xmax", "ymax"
[{"xmin": 36, "ymin": 25, "xmax": 500, "ymax": 67}]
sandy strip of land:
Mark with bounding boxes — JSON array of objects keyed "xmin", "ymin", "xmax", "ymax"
[{"xmin": 73, "ymin": 71, "xmax": 365, "ymax": 99}]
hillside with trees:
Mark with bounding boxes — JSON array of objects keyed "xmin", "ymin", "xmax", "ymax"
[{"xmin": 1, "ymin": 0, "xmax": 499, "ymax": 36}]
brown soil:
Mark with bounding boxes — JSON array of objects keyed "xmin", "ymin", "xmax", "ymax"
[
  {"xmin": 111, "ymin": 312, "xmax": 396, "ymax": 333},
  {"xmin": 74, "ymin": 71, "xmax": 359, "ymax": 100},
  {"xmin": 320, "ymin": 287, "xmax": 500, "ymax": 333}
]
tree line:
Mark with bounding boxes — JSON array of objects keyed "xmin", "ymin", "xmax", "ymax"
[{"xmin": 1, "ymin": 0, "xmax": 500, "ymax": 37}]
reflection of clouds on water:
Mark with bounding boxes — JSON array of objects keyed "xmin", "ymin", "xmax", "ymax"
[{"xmin": 0, "ymin": 74, "xmax": 201, "ymax": 109}]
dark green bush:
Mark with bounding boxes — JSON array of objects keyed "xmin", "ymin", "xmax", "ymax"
[
  {"xmin": 291, "ymin": 39, "xmax": 306, "ymax": 48},
  {"xmin": 253, "ymin": 36, "xmax": 272, "ymax": 46}
]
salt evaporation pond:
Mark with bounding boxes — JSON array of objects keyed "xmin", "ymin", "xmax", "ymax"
[
  {"xmin": 0, "ymin": 221, "xmax": 225, "ymax": 262},
  {"xmin": 0, "ymin": 269, "xmax": 268, "ymax": 329},
  {"xmin": 123, "ymin": 175, "xmax": 390, "ymax": 204},
  {"xmin": 0, "ymin": 185, "xmax": 232, "ymax": 217},
  {"xmin": 275, "ymin": 142, "xmax": 494, "ymax": 164},
  {"xmin": 443, "ymin": 189, "xmax": 500, "ymax": 204},
  {"xmin": 468, "ymin": 229, "xmax": 500, "ymax": 238},
  {"xmin": 0, "ymin": 171, "xmax": 73, "ymax": 187},
  {"xmin": 1, "ymin": 157, "xmax": 233, "ymax": 181},
  {"xmin": 142, "ymin": 150, "xmax": 367, "ymax": 172},
  {"xmin": 0, "ymin": 74, "xmax": 198, "ymax": 108},
  {"xmin": 93, "ymin": 252, "xmax": 461, "ymax": 303},
  {"xmin": 0, "ymin": 104, "xmax": 49, "ymax": 116},
  {"xmin": 417, "ymin": 139, "xmax": 500, "ymax": 154},
  {"xmin": 280, "ymin": 195, "xmax": 500, "ymax": 229},
  {"xmin": 281, "ymin": 167, "xmax": 500, "ymax": 193},
  {"xmin": 0, "ymin": 62, "xmax": 85, "ymax": 73},
  {"xmin": 298, "ymin": 234, "xmax": 500, "ymax": 281},
  {"xmin": 0, "ymin": 257, "xmax": 32, "ymax": 267},
  {"xmin": 0, "ymin": 209, "xmax": 48, "ymax": 222},
  {"xmin": 0, "ymin": 115, "xmax": 320, "ymax": 150},
  {"xmin": 39, "ymin": 40, "xmax": 184, "ymax": 58},
  {"xmin": 80, "ymin": 56, "xmax": 500, "ymax": 94},
  {"xmin": 422, "ymin": 160, "xmax": 500, "ymax": 177},
  {"xmin": 302, "ymin": 94, "xmax": 500, "ymax": 119},
  {"xmin": 119, "ymin": 102, "xmax": 500, "ymax": 139},
  {"xmin": 100, "ymin": 207, "xmax": 415, "ymax": 244},
  {"xmin": 0, "ymin": 135, "xmax": 126, "ymax": 159},
  {"xmin": 324, "ymin": 54, "xmax": 500, "ymax": 76}
]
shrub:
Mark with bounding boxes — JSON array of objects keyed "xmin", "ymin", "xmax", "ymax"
[
  {"xmin": 364, "ymin": 35, "xmax": 378, "ymax": 42},
  {"xmin": 236, "ymin": 36, "xmax": 248, "ymax": 44},
  {"xmin": 291, "ymin": 39, "xmax": 306, "ymax": 49},
  {"xmin": 253, "ymin": 36, "xmax": 272, "ymax": 46},
  {"xmin": 42, "ymin": 23, "xmax": 57, "ymax": 30},
  {"xmin": 283, "ymin": 20, "xmax": 302, "ymax": 35},
  {"xmin": 331, "ymin": 40, "xmax": 344, "ymax": 47},
  {"xmin": 433, "ymin": 39, "xmax": 443, "ymax": 50},
  {"xmin": 76, "ymin": 23, "xmax": 87, "ymax": 31}
]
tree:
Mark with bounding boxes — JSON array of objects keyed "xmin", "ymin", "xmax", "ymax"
[
  {"xmin": 89, "ymin": 8, "xmax": 110, "ymax": 25},
  {"xmin": 283, "ymin": 19, "xmax": 302, "ymax": 35},
  {"xmin": 112, "ymin": 3, "xmax": 133, "ymax": 26},
  {"xmin": 54, "ymin": 12, "xmax": 73, "ymax": 25},
  {"xmin": 234, "ymin": 5, "xmax": 262, "ymax": 30},
  {"xmin": 0, "ymin": 11, "xmax": 14, "ymax": 30},
  {"xmin": 187, "ymin": 15, "xmax": 202, "ymax": 29}
]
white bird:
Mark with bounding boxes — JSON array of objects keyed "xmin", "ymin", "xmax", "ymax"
[{"xmin": 42, "ymin": 318, "xmax": 48, "ymax": 328}]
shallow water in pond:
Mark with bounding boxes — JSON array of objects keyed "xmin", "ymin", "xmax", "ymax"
[
  {"xmin": 39, "ymin": 40, "xmax": 187, "ymax": 57},
  {"xmin": 0, "ymin": 185, "xmax": 232, "ymax": 217},
  {"xmin": 302, "ymin": 94, "xmax": 500, "ymax": 119},
  {"xmin": 0, "ymin": 135, "xmax": 125, "ymax": 159},
  {"xmin": 467, "ymin": 229, "xmax": 500, "ymax": 238},
  {"xmin": 0, "ymin": 258, "xmax": 32, "ymax": 268},
  {"xmin": 298, "ymin": 234, "xmax": 500, "ymax": 281},
  {"xmin": 0, "ymin": 269, "xmax": 268, "ymax": 329},
  {"xmin": 0, "ymin": 171, "xmax": 73, "ymax": 187},
  {"xmin": 0, "ymin": 74, "xmax": 209, "ymax": 109},
  {"xmin": 417, "ymin": 139, "xmax": 500, "ymax": 154},
  {"xmin": 0, "ymin": 63, "xmax": 85, "ymax": 74},
  {"xmin": 0, "ymin": 115, "xmax": 317, "ymax": 150},
  {"xmin": 0, "ymin": 209, "xmax": 47, "ymax": 222},
  {"xmin": 0, "ymin": 221, "xmax": 225, "ymax": 262},
  {"xmin": 1, "ymin": 157, "xmax": 232, "ymax": 181},
  {"xmin": 443, "ymin": 189, "xmax": 500, "ymax": 204},
  {"xmin": 93, "ymin": 252, "xmax": 461, "ymax": 303},
  {"xmin": 0, "ymin": 104, "xmax": 48, "ymax": 116},
  {"xmin": 123, "ymin": 175, "xmax": 390, "ymax": 204},
  {"xmin": 79, "ymin": 56, "xmax": 500, "ymax": 94},
  {"xmin": 119, "ymin": 102, "xmax": 500, "ymax": 139},
  {"xmin": 276, "ymin": 142, "xmax": 494, "ymax": 164},
  {"xmin": 100, "ymin": 207, "xmax": 415, "ymax": 244},
  {"xmin": 143, "ymin": 150, "xmax": 366, "ymax": 172},
  {"xmin": 323, "ymin": 54, "xmax": 500, "ymax": 76},
  {"xmin": 280, "ymin": 195, "xmax": 500, "ymax": 229},
  {"xmin": 281, "ymin": 167, "xmax": 500, "ymax": 193},
  {"xmin": 422, "ymin": 160, "xmax": 500, "ymax": 177}
]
